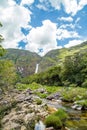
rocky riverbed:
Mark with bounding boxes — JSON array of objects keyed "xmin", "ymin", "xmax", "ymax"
[
  {"xmin": 0, "ymin": 87, "xmax": 87, "ymax": 130},
  {"xmin": 0, "ymin": 89, "xmax": 49, "ymax": 130}
]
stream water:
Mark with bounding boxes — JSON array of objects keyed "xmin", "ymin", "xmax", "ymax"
[{"xmin": 47, "ymin": 100, "xmax": 87, "ymax": 130}]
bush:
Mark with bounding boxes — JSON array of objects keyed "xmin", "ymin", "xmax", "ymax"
[
  {"xmin": 45, "ymin": 109, "xmax": 68, "ymax": 129},
  {"xmin": 76, "ymin": 100, "xmax": 87, "ymax": 107},
  {"xmin": 82, "ymin": 80, "xmax": 87, "ymax": 88},
  {"xmin": 45, "ymin": 115, "xmax": 62, "ymax": 129},
  {"xmin": 54, "ymin": 109, "xmax": 68, "ymax": 122}
]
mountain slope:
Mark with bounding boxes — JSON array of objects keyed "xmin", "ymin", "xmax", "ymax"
[
  {"xmin": 39, "ymin": 41, "xmax": 87, "ymax": 72},
  {"xmin": 1, "ymin": 41, "xmax": 87, "ymax": 77},
  {"xmin": 1, "ymin": 49, "xmax": 41, "ymax": 77}
]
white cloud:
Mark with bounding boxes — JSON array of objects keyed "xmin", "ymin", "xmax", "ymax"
[
  {"xmin": 58, "ymin": 17, "xmax": 73, "ymax": 22},
  {"xmin": 25, "ymin": 20, "xmax": 60, "ymax": 56},
  {"xmin": 64, "ymin": 40, "xmax": 83, "ymax": 48},
  {"xmin": 21, "ymin": 0, "xmax": 34, "ymax": 6},
  {"xmin": 36, "ymin": 4, "xmax": 48, "ymax": 11},
  {"xmin": 59, "ymin": 24, "xmax": 75, "ymax": 29},
  {"xmin": 48, "ymin": 0, "xmax": 61, "ymax": 10},
  {"xmin": 39, "ymin": 0, "xmax": 87, "ymax": 15},
  {"xmin": 0, "ymin": 0, "xmax": 32, "ymax": 49},
  {"xmin": 57, "ymin": 29, "xmax": 80, "ymax": 40}
]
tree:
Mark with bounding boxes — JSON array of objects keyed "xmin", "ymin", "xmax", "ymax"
[
  {"xmin": 0, "ymin": 22, "xmax": 5, "ymax": 56},
  {"xmin": 61, "ymin": 51, "xmax": 87, "ymax": 86},
  {"xmin": 0, "ymin": 60, "xmax": 17, "ymax": 90}
]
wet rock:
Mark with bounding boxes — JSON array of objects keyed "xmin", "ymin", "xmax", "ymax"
[
  {"xmin": 71, "ymin": 104, "xmax": 82, "ymax": 110},
  {"xmin": 46, "ymin": 92, "xmax": 61, "ymax": 100}
]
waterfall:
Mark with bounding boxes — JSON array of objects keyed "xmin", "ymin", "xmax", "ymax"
[{"xmin": 35, "ymin": 64, "xmax": 39, "ymax": 73}]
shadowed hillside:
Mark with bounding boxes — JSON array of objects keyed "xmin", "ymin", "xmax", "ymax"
[{"xmin": 1, "ymin": 49, "xmax": 41, "ymax": 77}]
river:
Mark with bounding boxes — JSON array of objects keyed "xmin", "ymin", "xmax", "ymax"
[{"xmin": 47, "ymin": 100, "xmax": 87, "ymax": 130}]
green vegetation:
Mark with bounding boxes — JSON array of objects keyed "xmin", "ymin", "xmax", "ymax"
[
  {"xmin": 61, "ymin": 87, "xmax": 87, "ymax": 102},
  {"xmin": 54, "ymin": 109, "xmax": 68, "ymax": 121},
  {"xmin": 35, "ymin": 99, "xmax": 42, "ymax": 105},
  {"xmin": 16, "ymin": 82, "xmax": 40, "ymax": 90},
  {"xmin": 22, "ymin": 66, "xmax": 62, "ymax": 86},
  {"xmin": 45, "ymin": 115, "xmax": 62, "ymax": 129},
  {"xmin": 1, "ymin": 48, "xmax": 41, "ymax": 77},
  {"xmin": 0, "ymin": 22, "xmax": 4, "ymax": 43},
  {"xmin": 22, "ymin": 42, "xmax": 87, "ymax": 87},
  {"xmin": 0, "ymin": 60, "xmax": 17, "ymax": 90},
  {"xmin": 76, "ymin": 100, "xmax": 87, "ymax": 108},
  {"xmin": 39, "ymin": 41, "xmax": 87, "ymax": 73},
  {"xmin": 45, "ymin": 109, "xmax": 68, "ymax": 129}
]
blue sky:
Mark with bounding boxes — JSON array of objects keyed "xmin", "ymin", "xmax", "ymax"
[{"xmin": 0, "ymin": 0, "xmax": 87, "ymax": 56}]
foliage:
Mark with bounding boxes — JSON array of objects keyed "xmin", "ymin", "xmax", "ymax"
[
  {"xmin": 0, "ymin": 60, "xmax": 17, "ymax": 90},
  {"xmin": 0, "ymin": 22, "xmax": 4, "ymax": 43},
  {"xmin": 61, "ymin": 87, "xmax": 87, "ymax": 102},
  {"xmin": 45, "ymin": 109, "xmax": 68, "ymax": 129},
  {"xmin": 35, "ymin": 92, "xmax": 48, "ymax": 98},
  {"xmin": 82, "ymin": 80, "xmax": 87, "ymax": 88},
  {"xmin": 0, "ymin": 45, "xmax": 6, "ymax": 57},
  {"xmin": 61, "ymin": 50, "xmax": 87, "ymax": 86},
  {"xmin": 22, "ymin": 66, "xmax": 62, "ymax": 86},
  {"xmin": 54, "ymin": 109, "xmax": 68, "ymax": 122},
  {"xmin": 76, "ymin": 100, "xmax": 87, "ymax": 107},
  {"xmin": 0, "ymin": 22, "xmax": 5, "ymax": 56},
  {"xmin": 39, "ymin": 41, "xmax": 87, "ymax": 73},
  {"xmin": 45, "ymin": 114, "xmax": 62, "ymax": 129},
  {"xmin": 1, "ymin": 48, "xmax": 41, "ymax": 77},
  {"xmin": 16, "ymin": 82, "xmax": 40, "ymax": 91}
]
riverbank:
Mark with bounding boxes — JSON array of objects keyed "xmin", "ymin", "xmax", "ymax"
[{"xmin": 0, "ymin": 83, "xmax": 87, "ymax": 130}]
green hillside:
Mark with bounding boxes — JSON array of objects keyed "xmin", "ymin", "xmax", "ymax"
[
  {"xmin": 1, "ymin": 49, "xmax": 41, "ymax": 77},
  {"xmin": 39, "ymin": 41, "xmax": 87, "ymax": 72},
  {"xmin": 23, "ymin": 42, "xmax": 87, "ymax": 87},
  {"xmin": 1, "ymin": 41, "xmax": 87, "ymax": 78}
]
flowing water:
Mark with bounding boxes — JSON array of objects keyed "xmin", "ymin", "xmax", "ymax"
[
  {"xmin": 47, "ymin": 100, "xmax": 87, "ymax": 130},
  {"xmin": 35, "ymin": 64, "xmax": 39, "ymax": 73}
]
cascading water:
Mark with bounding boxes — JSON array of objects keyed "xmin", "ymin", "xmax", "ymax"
[{"xmin": 35, "ymin": 64, "xmax": 39, "ymax": 73}]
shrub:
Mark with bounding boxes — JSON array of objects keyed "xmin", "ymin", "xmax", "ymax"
[
  {"xmin": 76, "ymin": 100, "xmax": 87, "ymax": 107},
  {"xmin": 82, "ymin": 80, "xmax": 87, "ymax": 88},
  {"xmin": 45, "ymin": 109, "xmax": 68, "ymax": 129},
  {"xmin": 54, "ymin": 109, "xmax": 68, "ymax": 122},
  {"xmin": 45, "ymin": 115, "xmax": 62, "ymax": 129}
]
